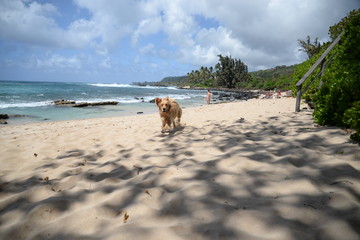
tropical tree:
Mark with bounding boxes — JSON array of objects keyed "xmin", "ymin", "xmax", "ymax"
[
  {"xmin": 298, "ymin": 36, "xmax": 322, "ymax": 59},
  {"xmin": 215, "ymin": 55, "xmax": 250, "ymax": 88},
  {"xmin": 186, "ymin": 66, "xmax": 215, "ymax": 87}
]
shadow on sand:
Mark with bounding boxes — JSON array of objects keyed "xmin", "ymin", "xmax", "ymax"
[{"xmin": 1, "ymin": 110, "xmax": 359, "ymax": 240}]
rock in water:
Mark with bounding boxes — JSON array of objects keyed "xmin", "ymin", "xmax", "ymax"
[{"xmin": 73, "ymin": 101, "xmax": 118, "ymax": 107}]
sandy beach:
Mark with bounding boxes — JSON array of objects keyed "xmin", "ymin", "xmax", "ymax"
[{"xmin": 0, "ymin": 98, "xmax": 359, "ymax": 240}]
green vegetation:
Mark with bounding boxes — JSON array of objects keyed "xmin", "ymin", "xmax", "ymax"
[
  {"xmin": 186, "ymin": 66, "xmax": 216, "ymax": 87},
  {"xmin": 185, "ymin": 55, "xmax": 295, "ymax": 90},
  {"xmin": 142, "ymin": 63, "xmax": 295, "ymax": 91},
  {"xmin": 132, "ymin": 76, "xmax": 187, "ymax": 87},
  {"xmin": 290, "ymin": 46, "xmax": 329, "ymax": 102},
  {"xmin": 292, "ymin": 9, "xmax": 360, "ymax": 141},
  {"xmin": 186, "ymin": 54, "xmax": 250, "ymax": 88},
  {"xmin": 157, "ymin": 76, "xmax": 187, "ymax": 86},
  {"xmin": 328, "ymin": 9, "xmax": 360, "ymax": 41},
  {"xmin": 134, "ymin": 64, "xmax": 296, "ymax": 90},
  {"xmin": 215, "ymin": 55, "xmax": 250, "ymax": 88},
  {"xmin": 247, "ymin": 65, "xmax": 295, "ymax": 90}
]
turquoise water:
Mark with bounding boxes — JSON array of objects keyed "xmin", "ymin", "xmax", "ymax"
[{"xmin": 0, "ymin": 81, "xmax": 208, "ymax": 124}]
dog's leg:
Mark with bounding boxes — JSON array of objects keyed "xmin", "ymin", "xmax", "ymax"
[
  {"xmin": 177, "ymin": 109, "xmax": 182, "ymax": 127},
  {"xmin": 168, "ymin": 119, "xmax": 174, "ymax": 129},
  {"xmin": 161, "ymin": 117, "xmax": 167, "ymax": 133},
  {"xmin": 178, "ymin": 109, "xmax": 182, "ymax": 123}
]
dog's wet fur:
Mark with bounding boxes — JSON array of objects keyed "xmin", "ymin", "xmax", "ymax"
[{"xmin": 155, "ymin": 96, "xmax": 182, "ymax": 133}]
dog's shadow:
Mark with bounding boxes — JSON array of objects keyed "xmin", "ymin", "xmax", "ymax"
[{"xmin": 157, "ymin": 125, "xmax": 186, "ymax": 137}]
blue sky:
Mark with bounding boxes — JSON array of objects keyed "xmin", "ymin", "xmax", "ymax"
[{"xmin": 0, "ymin": 0, "xmax": 359, "ymax": 83}]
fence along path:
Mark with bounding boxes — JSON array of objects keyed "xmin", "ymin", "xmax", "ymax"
[{"xmin": 295, "ymin": 32, "xmax": 343, "ymax": 112}]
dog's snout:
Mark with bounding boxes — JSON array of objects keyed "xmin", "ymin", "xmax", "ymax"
[{"xmin": 162, "ymin": 108, "xmax": 166, "ymax": 112}]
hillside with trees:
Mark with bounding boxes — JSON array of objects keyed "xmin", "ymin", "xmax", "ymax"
[
  {"xmin": 136, "ymin": 62, "xmax": 296, "ymax": 90},
  {"xmin": 247, "ymin": 65, "xmax": 295, "ymax": 90}
]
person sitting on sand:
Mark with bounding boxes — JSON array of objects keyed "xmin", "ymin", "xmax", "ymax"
[
  {"xmin": 265, "ymin": 91, "xmax": 271, "ymax": 99},
  {"xmin": 206, "ymin": 89, "xmax": 212, "ymax": 104}
]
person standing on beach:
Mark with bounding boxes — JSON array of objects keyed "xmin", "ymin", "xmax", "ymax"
[{"xmin": 206, "ymin": 89, "xmax": 212, "ymax": 104}]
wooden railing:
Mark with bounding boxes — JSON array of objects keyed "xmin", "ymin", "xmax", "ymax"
[{"xmin": 295, "ymin": 32, "xmax": 343, "ymax": 112}]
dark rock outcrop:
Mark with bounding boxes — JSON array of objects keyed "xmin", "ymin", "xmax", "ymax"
[
  {"xmin": 53, "ymin": 100, "xmax": 118, "ymax": 107},
  {"xmin": 73, "ymin": 101, "xmax": 118, "ymax": 107},
  {"xmin": 0, "ymin": 114, "xmax": 9, "ymax": 119},
  {"xmin": 53, "ymin": 100, "xmax": 76, "ymax": 106},
  {"xmin": 9, "ymin": 114, "xmax": 26, "ymax": 118}
]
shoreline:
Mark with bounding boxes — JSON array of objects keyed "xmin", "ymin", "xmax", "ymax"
[
  {"xmin": 0, "ymin": 91, "xmax": 259, "ymax": 126},
  {"xmin": 0, "ymin": 96, "xmax": 287, "ymax": 127},
  {"xmin": 1, "ymin": 97, "xmax": 359, "ymax": 240}
]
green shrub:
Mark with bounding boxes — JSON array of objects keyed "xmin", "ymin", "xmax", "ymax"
[
  {"xmin": 344, "ymin": 102, "xmax": 360, "ymax": 141},
  {"xmin": 312, "ymin": 11, "xmax": 360, "ymax": 140}
]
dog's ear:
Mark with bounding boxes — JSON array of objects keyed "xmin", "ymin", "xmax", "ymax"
[{"xmin": 155, "ymin": 97, "xmax": 162, "ymax": 106}]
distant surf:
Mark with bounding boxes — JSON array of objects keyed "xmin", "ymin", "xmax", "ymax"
[{"xmin": 0, "ymin": 80, "xmax": 207, "ymax": 124}]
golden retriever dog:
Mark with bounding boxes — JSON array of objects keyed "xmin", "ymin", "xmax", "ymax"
[{"xmin": 155, "ymin": 96, "xmax": 182, "ymax": 133}]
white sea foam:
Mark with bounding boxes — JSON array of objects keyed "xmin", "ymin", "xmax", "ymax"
[
  {"xmin": 0, "ymin": 93, "xmax": 202, "ymax": 109},
  {"xmin": 73, "ymin": 97, "xmax": 146, "ymax": 104},
  {"xmin": 89, "ymin": 83, "xmax": 133, "ymax": 88},
  {"xmin": 166, "ymin": 86, "xmax": 179, "ymax": 90},
  {"xmin": 0, "ymin": 101, "xmax": 51, "ymax": 109},
  {"xmin": 141, "ymin": 85, "xmax": 180, "ymax": 90}
]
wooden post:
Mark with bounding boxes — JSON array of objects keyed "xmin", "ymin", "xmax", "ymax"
[
  {"xmin": 319, "ymin": 58, "xmax": 326, "ymax": 88},
  {"xmin": 295, "ymin": 85, "xmax": 302, "ymax": 112}
]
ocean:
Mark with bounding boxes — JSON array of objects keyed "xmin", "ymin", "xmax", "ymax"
[{"xmin": 0, "ymin": 81, "xmax": 208, "ymax": 125}]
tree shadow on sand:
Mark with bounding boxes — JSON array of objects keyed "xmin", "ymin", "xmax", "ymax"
[{"xmin": 1, "ymin": 110, "xmax": 359, "ymax": 240}]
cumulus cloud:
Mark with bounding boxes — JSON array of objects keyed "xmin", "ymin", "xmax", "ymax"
[
  {"xmin": 0, "ymin": 0, "xmax": 142, "ymax": 50},
  {"xmin": 35, "ymin": 54, "xmax": 82, "ymax": 69},
  {"xmin": 0, "ymin": 0, "xmax": 63, "ymax": 47},
  {"xmin": 129, "ymin": 0, "xmax": 359, "ymax": 69},
  {"xmin": 0, "ymin": 0, "xmax": 359, "ymax": 82}
]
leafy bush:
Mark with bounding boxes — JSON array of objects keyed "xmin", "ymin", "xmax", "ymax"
[
  {"xmin": 344, "ymin": 102, "xmax": 360, "ymax": 141},
  {"xmin": 312, "ymin": 11, "xmax": 360, "ymax": 140}
]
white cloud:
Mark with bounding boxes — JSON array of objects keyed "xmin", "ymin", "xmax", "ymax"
[
  {"xmin": 139, "ymin": 43, "xmax": 156, "ymax": 55},
  {"xmin": 158, "ymin": 0, "xmax": 358, "ymax": 69},
  {"xmin": 150, "ymin": 63, "xmax": 158, "ymax": 69},
  {"xmin": 193, "ymin": 0, "xmax": 359, "ymax": 68},
  {"xmin": 35, "ymin": 54, "xmax": 82, "ymax": 69},
  {"xmin": 73, "ymin": 0, "xmax": 144, "ymax": 47},
  {"xmin": 0, "ymin": 0, "xmax": 358, "ymax": 82},
  {"xmin": 100, "ymin": 56, "xmax": 111, "ymax": 68},
  {"xmin": 132, "ymin": 16, "xmax": 163, "ymax": 46},
  {"xmin": 0, "ymin": 0, "xmax": 143, "ymax": 50},
  {"xmin": 0, "ymin": 0, "xmax": 64, "ymax": 46}
]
